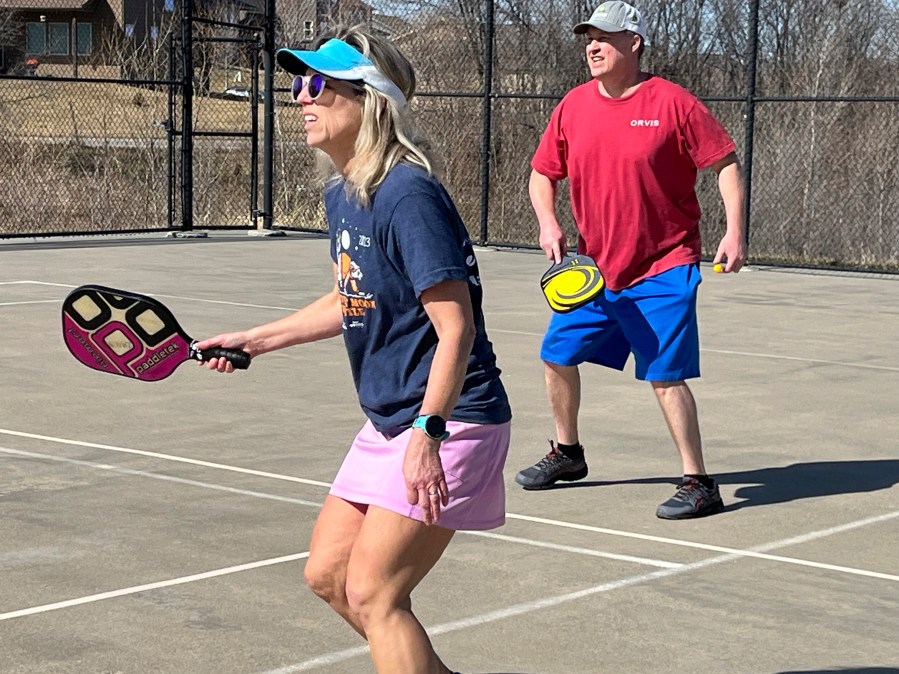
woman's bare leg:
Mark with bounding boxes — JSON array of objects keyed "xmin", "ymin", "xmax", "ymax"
[
  {"xmin": 303, "ymin": 495, "xmax": 367, "ymax": 636},
  {"xmin": 345, "ymin": 505, "xmax": 455, "ymax": 673}
]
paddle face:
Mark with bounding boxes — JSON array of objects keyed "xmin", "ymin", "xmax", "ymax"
[
  {"xmin": 540, "ymin": 255, "xmax": 604, "ymax": 313},
  {"xmin": 62, "ymin": 285, "xmax": 201, "ymax": 381}
]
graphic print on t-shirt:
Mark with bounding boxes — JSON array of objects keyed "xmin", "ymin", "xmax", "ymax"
[{"xmin": 335, "ymin": 221, "xmax": 377, "ymax": 330}]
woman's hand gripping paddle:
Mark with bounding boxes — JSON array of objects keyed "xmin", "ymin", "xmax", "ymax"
[{"xmin": 62, "ymin": 284, "xmax": 251, "ymax": 382}]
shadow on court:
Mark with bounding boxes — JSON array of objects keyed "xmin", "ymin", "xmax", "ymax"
[{"xmin": 534, "ymin": 460, "xmax": 899, "ymax": 512}]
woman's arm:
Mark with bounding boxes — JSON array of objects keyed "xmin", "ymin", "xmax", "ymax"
[
  {"xmin": 417, "ymin": 279, "xmax": 476, "ymax": 419},
  {"xmin": 403, "ymin": 279, "xmax": 476, "ymax": 524}
]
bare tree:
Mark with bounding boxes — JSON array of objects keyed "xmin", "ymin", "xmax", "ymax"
[{"xmin": 0, "ymin": 8, "xmax": 22, "ymax": 73}]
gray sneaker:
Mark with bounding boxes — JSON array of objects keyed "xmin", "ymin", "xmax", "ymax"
[
  {"xmin": 656, "ymin": 477, "xmax": 724, "ymax": 519},
  {"xmin": 515, "ymin": 441, "xmax": 588, "ymax": 490}
]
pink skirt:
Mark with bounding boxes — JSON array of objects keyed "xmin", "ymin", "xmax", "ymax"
[{"xmin": 330, "ymin": 419, "xmax": 511, "ymax": 531}]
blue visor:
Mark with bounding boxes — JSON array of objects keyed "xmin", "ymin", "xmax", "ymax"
[{"xmin": 276, "ymin": 38, "xmax": 407, "ymax": 106}]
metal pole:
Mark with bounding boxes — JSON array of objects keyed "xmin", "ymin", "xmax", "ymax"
[
  {"xmin": 180, "ymin": 0, "xmax": 194, "ymax": 230},
  {"xmin": 250, "ymin": 36, "xmax": 260, "ymax": 224},
  {"xmin": 742, "ymin": 0, "xmax": 760, "ymax": 252},
  {"xmin": 71, "ymin": 18, "xmax": 78, "ymax": 77},
  {"xmin": 167, "ymin": 32, "xmax": 175, "ymax": 228},
  {"xmin": 478, "ymin": 0, "xmax": 495, "ymax": 245},
  {"xmin": 260, "ymin": 0, "xmax": 275, "ymax": 231}
]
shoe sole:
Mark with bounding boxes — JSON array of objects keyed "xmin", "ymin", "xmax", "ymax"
[
  {"xmin": 517, "ymin": 465, "xmax": 588, "ymax": 490},
  {"xmin": 655, "ymin": 499, "xmax": 725, "ymax": 520}
]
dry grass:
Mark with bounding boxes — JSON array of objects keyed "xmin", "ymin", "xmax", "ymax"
[{"xmin": 0, "ymin": 79, "xmax": 267, "ymax": 138}]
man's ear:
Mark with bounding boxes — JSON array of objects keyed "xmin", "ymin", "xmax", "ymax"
[{"xmin": 632, "ymin": 34, "xmax": 642, "ymax": 54}]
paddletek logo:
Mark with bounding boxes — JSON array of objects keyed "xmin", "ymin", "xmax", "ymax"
[
  {"xmin": 630, "ymin": 119, "xmax": 660, "ymax": 127},
  {"xmin": 134, "ymin": 343, "xmax": 180, "ymax": 374}
]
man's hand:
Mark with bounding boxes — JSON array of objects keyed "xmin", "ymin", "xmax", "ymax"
[
  {"xmin": 539, "ymin": 221, "xmax": 568, "ymax": 264},
  {"xmin": 712, "ymin": 231, "xmax": 747, "ymax": 273}
]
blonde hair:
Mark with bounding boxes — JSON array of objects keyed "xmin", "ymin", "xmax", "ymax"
[{"xmin": 317, "ymin": 27, "xmax": 435, "ymax": 207}]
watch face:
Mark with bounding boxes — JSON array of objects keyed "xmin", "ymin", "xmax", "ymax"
[{"xmin": 424, "ymin": 415, "xmax": 446, "ymax": 437}]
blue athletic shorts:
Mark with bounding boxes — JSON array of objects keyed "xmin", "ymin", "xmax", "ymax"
[{"xmin": 540, "ymin": 263, "xmax": 702, "ymax": 381}]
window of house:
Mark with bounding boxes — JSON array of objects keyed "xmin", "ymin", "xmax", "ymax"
[
  {"xmin": 125, "ymin": 23, "xmax": 134, "ymax": 38},
  {"xmin": 303, "ymin": 20, "xmax": 314, "ymax": 39},
  {"xmin": 164, "ymin": 0, "xmax": 175, "ymax": 11},
  {"xmin": 25, "ymin": 22, "xmax": 46, "ymax": 54},
  {"xmin": 76, "ymin": 23, "xmax": 92, "ymax": 55},
  {"xmin": 150, "ymin": 25, "xmax": 159, "ymax": 41},
  {"xmin": 48, "ymin": 23, "xmax": 69, "ymax": 55}
]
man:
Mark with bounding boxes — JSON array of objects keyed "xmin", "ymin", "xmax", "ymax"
[{"xmin": 516, "ymin": 1, "xmax": 746, "ymax": 519}]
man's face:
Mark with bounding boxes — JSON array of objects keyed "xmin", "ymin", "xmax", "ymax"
[{"xmin": 583, "ymin": 27, "xmax": 639, "ymax": 78}]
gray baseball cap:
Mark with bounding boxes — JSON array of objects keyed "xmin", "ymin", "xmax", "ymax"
[{"xmin": 573, "ymin": 1, "xmax": 651, "ymax": 46}]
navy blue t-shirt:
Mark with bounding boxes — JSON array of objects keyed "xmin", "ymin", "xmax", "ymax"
[{"xmin": 326, "ymin": 162, "xmax": 511, "ymax": 435}]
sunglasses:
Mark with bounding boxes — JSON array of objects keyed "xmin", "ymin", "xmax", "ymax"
[
  {"xmin": 291, "ymin": 73, "xmax": 328, "ymax": 101},
  {"xmin": 291, "ymin": 74, "xmax": 364, "ymax": 102}
]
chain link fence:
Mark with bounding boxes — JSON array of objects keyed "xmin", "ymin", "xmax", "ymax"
[
  {"xmin": 2, "ymin": 0, "xmax": 898, "ymax": 272},
  {"xmin": 0, "ymin": 76, "xmax": 173, "ymax": 236},
  {"xmin": 748, "ymin": 99, "xmax": 899, "ymax": 269}
]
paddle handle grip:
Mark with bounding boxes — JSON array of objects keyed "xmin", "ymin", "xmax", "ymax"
[{"xmin": 198, "ymin": 347, "xmax": 251, "ymax": 369}]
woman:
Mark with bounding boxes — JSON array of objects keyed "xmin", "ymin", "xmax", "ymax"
[{"xmin": 196, "ymin": 26, "xmax": 512, "ymax": 674}]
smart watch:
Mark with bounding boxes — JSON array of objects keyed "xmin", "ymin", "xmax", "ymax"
[{"xmin": 412, "ymin": 414, "xmax": 450, "ymax": 441}]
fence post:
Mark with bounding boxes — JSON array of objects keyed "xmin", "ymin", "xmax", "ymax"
[
  {"xmin": 478, "ymin": 0, "xmax": 495, "ymax": 245},
  {"xmin": 251, "ymin": 37, "xmax": 260, "ymax": 224},
  {"xmin": 168, "ymin": 33, "xmax": 176, "ymax": 229},
  {"xmin": 180, "ymin": 0, "xmax": 194, "ymax": 231},
  {"xmin": 260, "ymin": 0, "xmax": 276, "ymax": 231},
  {"xmin": 742, "ymin": 0, "xmax": 760, "ymax": 252}
]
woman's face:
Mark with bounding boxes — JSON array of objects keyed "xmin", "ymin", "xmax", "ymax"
[{"xmin": 295, "ymin": 69, "xmax": 364, "ymax": 167}]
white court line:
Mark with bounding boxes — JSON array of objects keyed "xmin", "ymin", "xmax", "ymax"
[
  {"xmin": 464, "ymin": 530, "xmax": 682, "ymax": 569},
  {"xmin": 702, "ymin": 348, "xmax": 899, "ymax": 373},
  {"xmin": 507, "ymin": 511, "xmax": 899, "ymax": 582},
  {"xmin": 0, "ymin": 552, "xmax": 309, "ymax": 622},
  {"xmin": 4, "ymin": 429, "xmax": 897, "ymax": 583},
  {"xmin": 489, "ymin": 328, "xmax": 899, "ymax": 372},
  {"xmin": 0, "ymin": 281, "xmax": 75, "ymax": 287},
  {"xmin": 3, "ymin": 280, "xmax": 297, "ymax": 311},
  {"xmin": 0, "ymin": 428, "xmax": 331, "ymax": 489},
  {"xmin": 260, "ymin": 508, "xmax": 899, "ymax": 673},
  {"xmin": 0, "ymin": 447, "xmax": 323, "ymax": 509},
  {"xmin": 0, "ymin": 300, "xmax": 60, "ymax": 306}
]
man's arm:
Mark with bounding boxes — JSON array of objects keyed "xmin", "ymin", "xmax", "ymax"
[
  {"xmin": 710, "ymin": 152, "xmax": 747, "ymax": 273},
  {"xmin": 529, "ymin": 169, "xmax": 567, "ymax": 263}
]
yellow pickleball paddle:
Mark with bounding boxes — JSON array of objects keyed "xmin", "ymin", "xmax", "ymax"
[{"xmin": 540, "ymin": 255, "xmax": 604, "ymax": 313}]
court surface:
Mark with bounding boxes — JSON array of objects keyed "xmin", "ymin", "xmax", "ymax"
[{"xmin": 1, "ymin": 233, "xmax": 897, "ymax": 674}]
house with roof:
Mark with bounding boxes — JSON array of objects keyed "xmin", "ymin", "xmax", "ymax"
[
  {"xmin": 0, "ymin": 0, "xmax": 172, "ymax": 75},
  {"xmin": 0, "ymin": 0, "xmax": 400, "ymax": 78}
]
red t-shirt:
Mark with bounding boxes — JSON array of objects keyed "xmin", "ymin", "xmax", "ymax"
[{"xmin": 531, "ymin": 75, "xmax": 736, "ymax": 291}]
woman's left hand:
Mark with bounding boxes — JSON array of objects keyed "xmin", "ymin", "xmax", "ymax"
[{"xmin": 403, "ymin": 434, "xmax": 450, "ymax": 526}]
